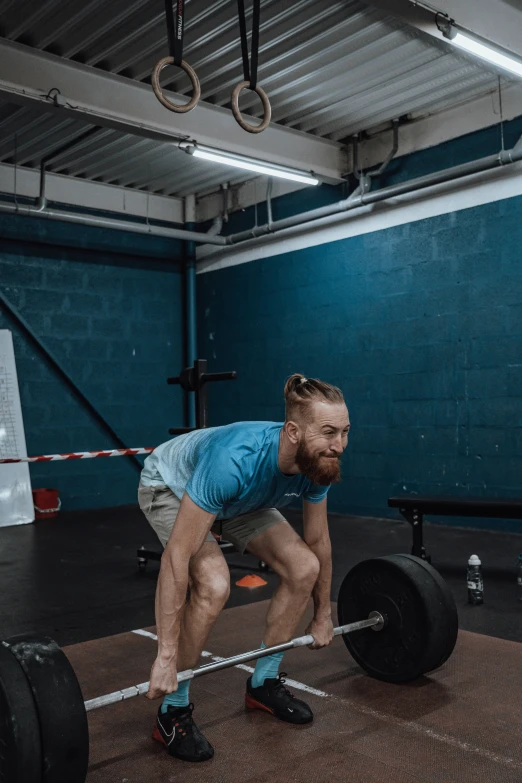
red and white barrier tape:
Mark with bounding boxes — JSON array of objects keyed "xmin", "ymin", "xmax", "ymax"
[{"xmin": 0, "ymin": 447, "xmax": 155, "ymax": 464}]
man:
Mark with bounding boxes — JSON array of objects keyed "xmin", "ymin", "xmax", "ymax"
[{"xmin": 138, "ymin": 373, "xmax": 350, "ymax": 762}]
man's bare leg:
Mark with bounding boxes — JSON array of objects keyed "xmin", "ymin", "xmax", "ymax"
[
  {"xmin": 176, "ymin": 540, "xmax": 230, "ymax": 671},
  {"xmin": 155, "ymin": 541, "xmax": 227, "ymax": 762},
  {"xmin": 246, "ymin": 521, "xmax": 319, "ymax": 646},
  {"xmin": 244, "ymin": 521, "xmax": 318, "ymax": 723}
]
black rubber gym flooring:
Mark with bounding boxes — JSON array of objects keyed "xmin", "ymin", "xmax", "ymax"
[
  {"xmin": 2, "ymin": 505, "xmax": 522, "ymax": 781},
  {"xmin": 0, "ymin": 504, "xmax": 521, "ymax": 646}
]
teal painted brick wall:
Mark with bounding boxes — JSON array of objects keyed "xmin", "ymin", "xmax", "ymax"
[
  {"xmin": 0, "ymin": 214, "xmax": 184, "ymax": 510},
  {"xmin": 197, "ymin": 116, "xmax": 522, "ymax": 532}
]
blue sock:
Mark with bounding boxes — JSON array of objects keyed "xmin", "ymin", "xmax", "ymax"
[
  {"xmin": 161, "ymin": 680, "xmax": 191, "ymax": 713},
  {"xmin": 251, "ymin": 642, "xmax": 284, "ymax": 688}
]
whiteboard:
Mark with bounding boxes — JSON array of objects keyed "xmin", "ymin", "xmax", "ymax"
[{"xmin": 0, "ymin": 330, "xmax": 34, "ymax": 526}]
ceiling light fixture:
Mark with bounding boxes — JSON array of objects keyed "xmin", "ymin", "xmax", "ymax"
[
  {"xmin": 181, "ymin": 143, "xmax": 320, "ymax": 186},
  {"xmin": 436, "ymin": 14, "xmax": 522, "ymax": 78},
  {"xmin": 450, "ymin": 32, "xmax": 522, "ymax": 78}
]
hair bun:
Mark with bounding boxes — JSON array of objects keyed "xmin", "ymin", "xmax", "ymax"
[
  {"xmin": 284, "ymin": 373, "xmax": 307, "ymax": 399},
  {"xmin": 284, "ymin": 373, "xmax": 345, "ymax": 421}
]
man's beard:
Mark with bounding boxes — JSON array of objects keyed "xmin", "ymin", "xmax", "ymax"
[{"xmin": 295, "ymin": 439, "xmax": 342, "ymax": 485}]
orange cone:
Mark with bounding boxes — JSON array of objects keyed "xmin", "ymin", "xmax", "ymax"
[{"xmin": 236, "ymin": 574, "xmax": 267, "ymax": 588}]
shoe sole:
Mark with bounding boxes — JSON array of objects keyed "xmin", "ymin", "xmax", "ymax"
[
  {"xmin": 245, "ymin": 693, "xmax": 313, "ymax": 724},
  {"xmin": 152, "ymin": 725, "xmax": 167, "ymax": 745},
  {"xmin": 152, "ymin": 724, "xmax": 214, "ymax": 762},
  {"xmin": 245, "ymin": 693, "xmax": 276, "ymax": 716}
]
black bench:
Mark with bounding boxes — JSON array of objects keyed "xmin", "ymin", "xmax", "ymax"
[{"xmin": 388, "ymin": 496, "xmax": 522, "ymax": 561}]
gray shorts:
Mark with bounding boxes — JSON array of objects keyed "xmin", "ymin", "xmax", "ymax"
[{"xmin": 138, "ymin": 483, "xmax": 285, "ymax": 554}]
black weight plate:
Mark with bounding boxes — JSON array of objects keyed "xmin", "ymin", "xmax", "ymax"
[
  {"xmin": 397, "ymin": 554, "xmax": 458, "ymax": 670},
  {"xmin": 337, "ymin": 554, "xmax": 455, "ymax": 683},
  {"xmin": 6, "ymin": 637, "xmax": 89, "ymax": 783},
  {"xmin": 338, "ymin": 556, "xmax": 430, "ymax": 683},
  {"xmin": 367, "ymin": 555, "xmax": 457, "ymax": 678},
  {"xmin": 385, "ymin": 555, "xmax": 456, "ymax": 676},
  {"xmin": 0, "ymin": 642, "xmax": 42, "ymax": 783}
]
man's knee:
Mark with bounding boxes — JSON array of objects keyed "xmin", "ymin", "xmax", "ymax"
[
  {"xmin": 280, "ymin": 547, "xmax": 320, "ymax": 589},
  {"xmin": 190, "ymin": 563, "xmax": 230, "ymax": 613}
]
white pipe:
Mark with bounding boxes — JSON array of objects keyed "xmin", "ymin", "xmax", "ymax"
[
  {"xmin": 206, "ymin": 215, "xmax": 223, "ymax": 236},
  {"xmin": 223, "ymin": 142, "xmax": 522, "ymax": 247},
  {"xmin": 197, "ymin": 140, "xmax": 522, "ymax": 268},
  {"xmin": 0, "ymin": 201, "xmax": 226, "ymax": 245}
]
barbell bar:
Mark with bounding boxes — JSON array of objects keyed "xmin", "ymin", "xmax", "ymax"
[{"xmin": 84, "ymin": 611, "xmax": 385, "ymax": 712}]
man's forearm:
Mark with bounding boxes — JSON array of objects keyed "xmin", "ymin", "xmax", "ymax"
[
  {"xmin": 155, "ymin": 553, "xmax": 189, "ymax": 661},
  {"xmin": 307, "ymin": 535, "xmax": 333, "ymax": 617}
]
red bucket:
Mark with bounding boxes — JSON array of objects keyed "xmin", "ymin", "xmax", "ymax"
[{"xmin": 32, "ymin": 488, "xmax": 61, "ymax": 519}]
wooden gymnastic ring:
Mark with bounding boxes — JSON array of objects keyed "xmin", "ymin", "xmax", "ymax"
[
  {"xmin": 151, "ymin": 57, "xmax": 201, "ymax": 114},
  {"xmin": 230, "ymin": 80, "xmax": 271, "ymax": 134}
]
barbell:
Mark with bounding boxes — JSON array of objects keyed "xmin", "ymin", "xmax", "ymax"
[{"xmin": 0, "ymin": 554, "xmax": 458, "ymax": 783}]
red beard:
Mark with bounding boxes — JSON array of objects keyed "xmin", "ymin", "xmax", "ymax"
[{"xmin": 295, "ymin": 439, "xmax": 341, "ymax": 486}]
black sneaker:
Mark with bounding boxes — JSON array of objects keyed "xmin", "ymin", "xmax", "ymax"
[
  {"xmin": 245, "ymin": 673, "xmax": 314, "ymax": 724},
  {"xmin": 152, "ymin": 703, "xmax": 214, "ymax": 762}
]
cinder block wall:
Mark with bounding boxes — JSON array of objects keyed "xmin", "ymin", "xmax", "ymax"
[
  {"xmin": 0, "ymin": 214, "xmax": 184, "ymax": 509},
  {"xmin": 198, "ymin": 118, "xmax": 522, "ymax": 531}
]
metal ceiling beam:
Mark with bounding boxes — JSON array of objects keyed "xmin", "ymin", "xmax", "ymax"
[
  {"xmin": 0, "ymin": 162, "xmax": 184, "ymax": 223},
  {"xmin": 0, "ymin": 39, "xmax": 347, "ymax": 184},
  {"xmin": 367, "ymin": 0, "xmax": 522, "ymax": 62}
]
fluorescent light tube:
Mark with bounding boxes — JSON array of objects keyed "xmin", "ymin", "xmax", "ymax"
[
  {"xmin": 187, "ymin": 145, "xmax": 319, "ymax": 186},
  {"xmin": 450, "ymin": 30, "xmax": 522, "ymax": 78}
]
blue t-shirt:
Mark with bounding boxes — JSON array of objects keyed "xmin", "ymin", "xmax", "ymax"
[{"xmin": 140, "ymin": 421, "xmax": 329, "ymax": 520}]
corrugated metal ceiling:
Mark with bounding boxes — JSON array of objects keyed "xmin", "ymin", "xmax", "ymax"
[
  {"xmin": 0, "ymin": 0, "xmax": 510, "ymax": 198},
  {"xmin": 0, "ymin": 100, "xmax": 251, "ymax": 197}
]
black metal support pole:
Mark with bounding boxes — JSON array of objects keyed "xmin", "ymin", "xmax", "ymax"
[
  {"xmin": 194, "ymin": 358, "xmax": 208, "ymax": 428},
  {"xmin": 167, "ymin": 359, "xmax": 236, "ymax": 432},
  {"xmin": 401, "ymin": 508, "xmax": 427, "ymax": 560},
  {"xmin": 184, "ymin": 222, "xmax": 197, "ymax": 429}
]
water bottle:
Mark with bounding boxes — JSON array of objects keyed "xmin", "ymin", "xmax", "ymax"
[
  {"xmin": 517, "ymin": 554, "xmax": 522, "ymax": 602},
  {"xmin": 467, "ymin": 554, "xmax": 483, "ymax": 605}
]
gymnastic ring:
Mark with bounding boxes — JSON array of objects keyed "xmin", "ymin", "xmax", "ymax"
[
  {"xmin": 151, "ymin": 57, "xmax": 201, "ymax": 114},
  {"xmin": 231, "ymin": 80, "xmax": 271, "ymax": 134}
]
